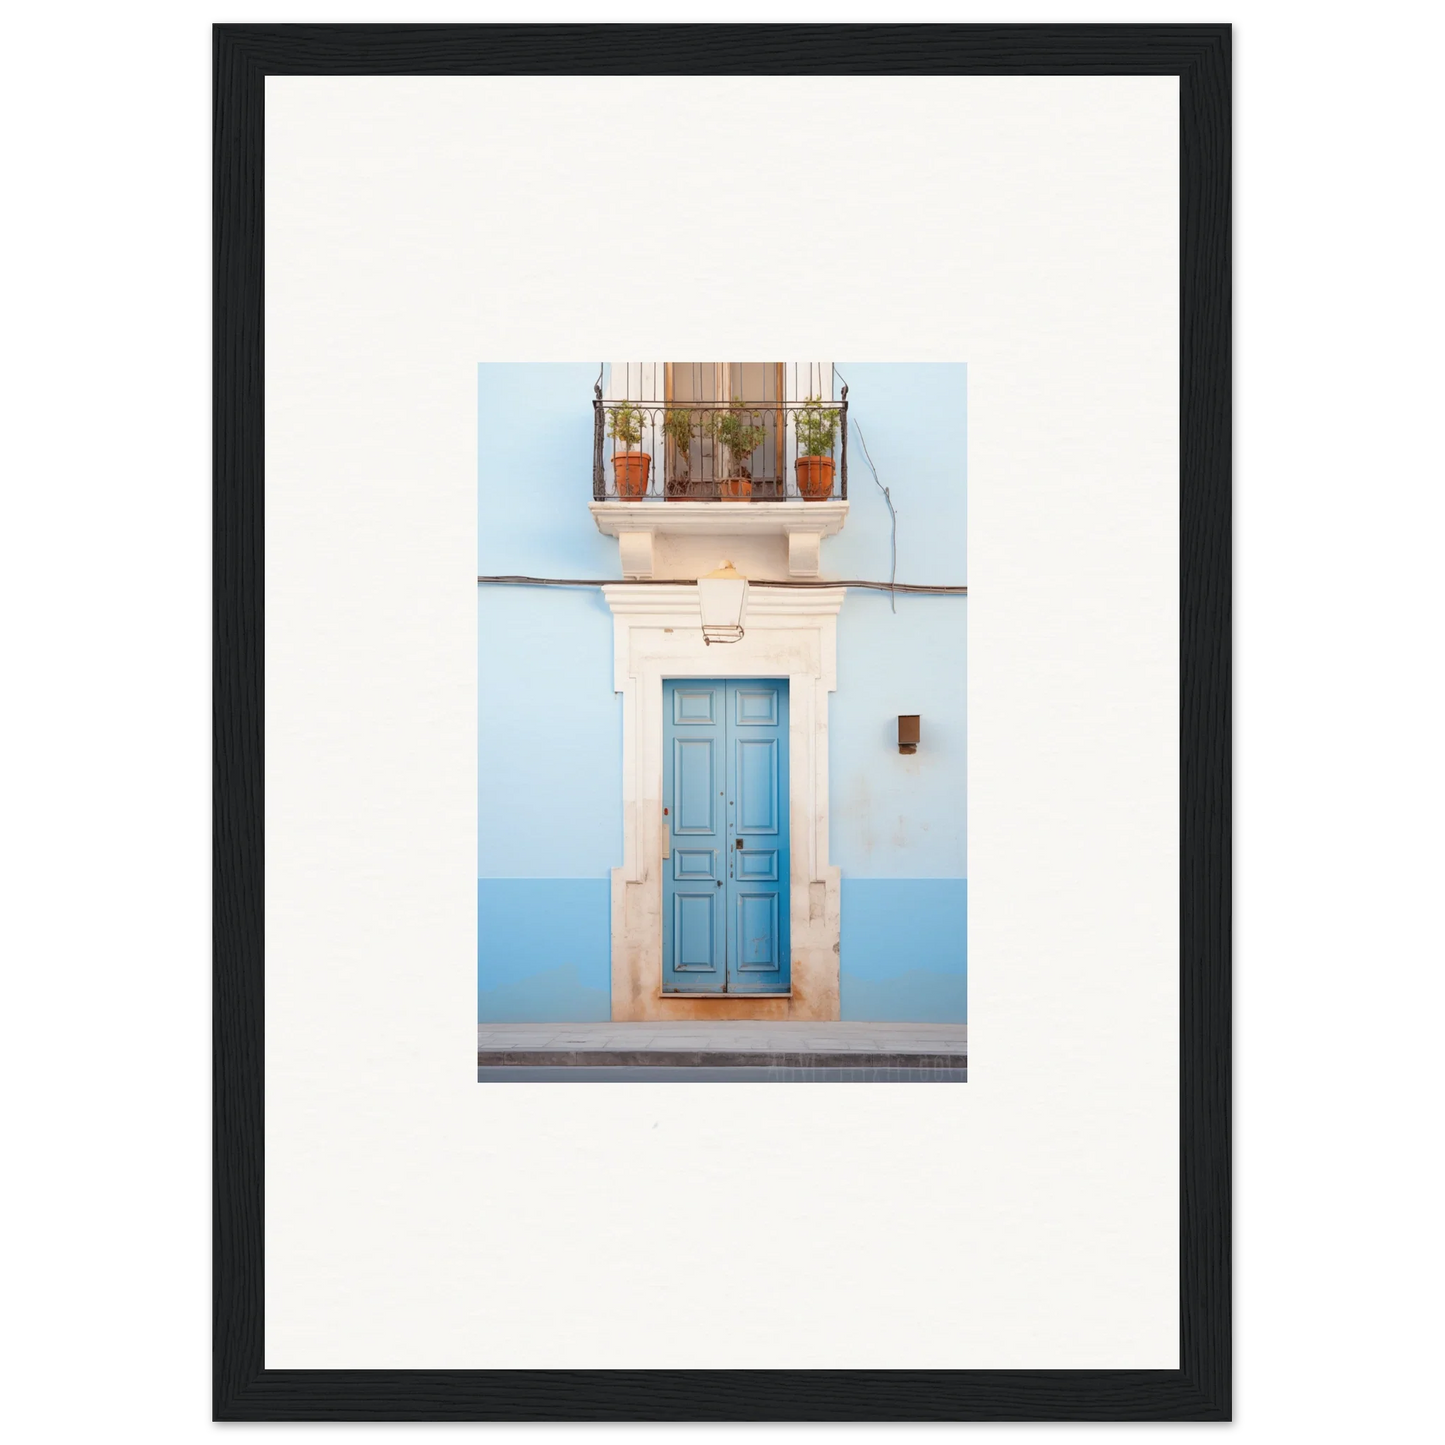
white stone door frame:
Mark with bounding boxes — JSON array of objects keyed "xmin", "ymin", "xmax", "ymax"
[{"xmin": 603, "ymin": 583, "xmax": 844, "ymax": 1021}]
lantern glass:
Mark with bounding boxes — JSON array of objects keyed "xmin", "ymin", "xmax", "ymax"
[{"xmin": 698, "ymin": 561, "xmax": 748, "ymax": 645}]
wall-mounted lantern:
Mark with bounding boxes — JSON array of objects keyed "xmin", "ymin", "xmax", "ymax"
[
  {"xmin": 698, "ymin": 560, "xmax": 748, "ymax": 645},
  {"xmin": 898, "ymin": 715, "xmax": 920, "ymax": 754}
]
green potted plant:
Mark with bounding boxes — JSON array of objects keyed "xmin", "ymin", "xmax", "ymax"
[
  {"xmin": 793, "ymin": 396, "xmax": 838, "ymax": 500},
  {"xmin": 661, "ymin": 407, "xmax": 697, "ymax": 500},
  {"xmin": 608, "ymin": 403, "xmax": 650, "ymax": 498},
  {"xmin": 705, "ymin": 400, "xmax": 768, "ymax": 500}
]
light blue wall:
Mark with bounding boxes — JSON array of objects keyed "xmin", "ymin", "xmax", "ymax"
[
  {"xmin": 830, "ymin": 589, "xmax": 967, "ymax": 878},
  {"xmin": 477, "ymin": 584, "xmax": 621, "ymax": 877},
  {"xmin": 478, "ymin": 363, "xmax": 617, "ymax": 578},
  {"xmin": 478, "ymin": 363, "xmax": 966, "ymax": 1023},
  {"xmin": 477, "ymin": 363, "xmax": 624, "ymax": 881},
  {"xmin": 477, "ymin": 880, "xmax": 611, "ymax": 1021},
  {"xmin": 477, "ymin": 366, "xmax": 624, "ymax": 1021},
  {"xmin": 828, "ymin": 365, "xmax": 968, "ymax": 874},
  {"xmin": 840, "ymin": 880, "xmax": 967, "ymax": 1022},
  {"xmin": 829, "ymin": 364, "xmax": 967, "ymax": 1018},
  {"xmin": 825, "ymin": 363, "xmax": 967, "ymax": 587}
]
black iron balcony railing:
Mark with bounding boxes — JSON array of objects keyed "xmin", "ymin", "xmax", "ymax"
[{"xmin": 592, "ymin": 390, "xmax": 848, "ymax": 503}]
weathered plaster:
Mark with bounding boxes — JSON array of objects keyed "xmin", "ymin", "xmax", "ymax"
[{"xmin": 603, "ymin": 584, "xmax": 844, "ymax": 1021}]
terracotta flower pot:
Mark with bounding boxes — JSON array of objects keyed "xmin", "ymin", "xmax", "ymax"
[
  {"xmin": 795, "ymin": 456, "xmax": 834, "ymax": 500},
  {"xmin": 612, "ymin": 451, "xmax": 651, "ymax": 499},
  {"xmin": 720, "ymin": 477, "xmax": 753, "ymax": 500}
]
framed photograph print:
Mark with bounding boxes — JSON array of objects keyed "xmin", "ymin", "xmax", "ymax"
[{"xmin": 215, "ymin": 23, "xmax": 1230, "ymax": 1421}]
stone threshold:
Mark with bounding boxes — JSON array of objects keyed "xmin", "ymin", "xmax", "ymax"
[{"xmin": 661, "ymin": 991, "xmax": 792, "ymax": 1000}]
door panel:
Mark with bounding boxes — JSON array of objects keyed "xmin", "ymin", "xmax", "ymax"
[
  {"xmin": 663, "ymin": 678, "xmax": 790, "ymax": 994},
  {"xmin": 734, "ymin": 685, "xmax": 779, "ymax": 726},
  {"xmin": 735, "ymin": 848, "xmax": 778, "ymax": 881},
  {"xmin": 672, "ymin": 737, "xmax": 716, "ymax": 834},
  {"xmin": 724, "ymin": 679, "xmax": 789, "ymax": 993},
  {"xmin": 673, "ymin": 893, "xmax": 719, "ymax": 971},
  {"xmin": 672, "ymin": 685, "xmax": 716, "ymax": 724},
  {"xmin": 672, "ymin": 849, "xmax": 717, "ymax": 881},
  {"xmin": 734, "ymin": 893, "xmax": 780, "ymax": 972},
  {"xmin": 662, "ymin": 681, "xmax": 727, "ymax": 991},
  {"xmin": 735, "ymin": 739, "xmax": 779, "ymax": 833}
]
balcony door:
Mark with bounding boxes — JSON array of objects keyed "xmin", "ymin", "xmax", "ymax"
[
  {"xmin": 664, "ymin": 363, "xmax": 785, "ymax": 499},
  {"xmin": 602, "ymin": 362, "xmax": 835, "ymax": 500}
]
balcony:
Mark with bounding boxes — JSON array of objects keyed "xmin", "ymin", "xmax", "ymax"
[
  {"xmin": 592, "ymin": 393, "xmax": 848, "ymax": 504},
  {"xmin": 589, "ymin": 378, "xmax": 850, "ymax": 580}
]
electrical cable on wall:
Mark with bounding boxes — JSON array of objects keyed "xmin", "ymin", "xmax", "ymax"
[
  {"xmin": 516, "ymin": 362, "xmax": 963, "ymax": 600},
  {"xmin": 477, "ymin": 576, "xmax": 964, "ymax": 594},
  {"xmin": 833, "ymin": 365, "xmax": 900, "ymax": 613},
  {"xmin": 851, "ymin": 421, "xmax": 898, "ymax": 613}
]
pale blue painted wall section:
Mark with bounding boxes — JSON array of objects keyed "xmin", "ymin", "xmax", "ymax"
[
  {"xmin": 477, "ymin": 880, "xmax": 611, "ymax": 1021},
  {"xmin": 825, "ymin": 363, "xmax": 968, "ymax": 587},
  {"xmin": 831, "ymin": 589, "xmax": 967, "ymax": 878},
  {"xmin": 477, "ymin": 584, "xmax": 621, "ymax": 878},
  {"xmin": 829, "ymin": 364, "xmax": 967, "ymax": 1020},
  {"xmin": 477, "ymin": 363, "xmax": 966, "ymax": 1023},
  {"xmin": 478, "ymin": 363, "xmax": 617, "ymax": 577},
  {"xmin": 477, "ymin": 365, "xmax": 623, "ymax": 1022},
  {"xmin": 840, "ymin": 880, "xmax": 967, "ymax": 1022}
]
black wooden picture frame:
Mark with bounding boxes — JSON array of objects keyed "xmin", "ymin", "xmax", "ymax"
[{"xmin": 214, "ymin": 23, "xmax": 1229, "ymax": 1421}]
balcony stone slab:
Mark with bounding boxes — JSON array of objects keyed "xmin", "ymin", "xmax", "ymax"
[{"xmin": 588, "ymin": 499, "xmax": 849, "ymax": 581}]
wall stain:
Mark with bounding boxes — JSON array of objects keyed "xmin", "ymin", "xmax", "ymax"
[{"xmin": 838, "ymin": 772, "xmax": 877, "ymax": 858}]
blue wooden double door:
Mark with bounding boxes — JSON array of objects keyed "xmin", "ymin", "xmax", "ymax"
[{"xmin": 662, "ymin": 679, "xmax": 790, "ymax": 994}]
